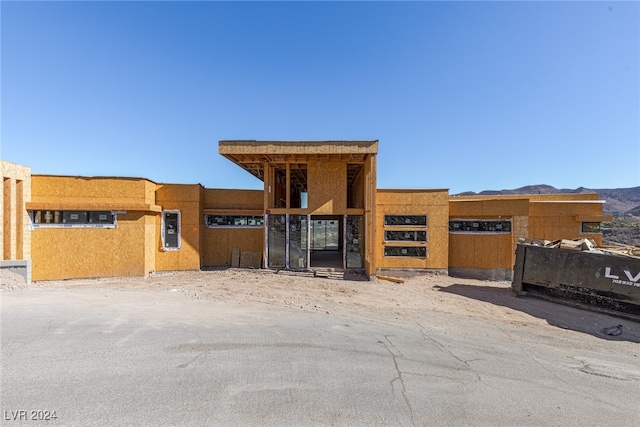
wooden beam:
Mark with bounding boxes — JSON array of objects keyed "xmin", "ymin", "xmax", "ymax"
[{"xmin": 377, "ymin": 275, "xmax": 406, "ymax": 284}]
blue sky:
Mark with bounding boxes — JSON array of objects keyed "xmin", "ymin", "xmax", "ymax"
[{"xmin": 1, "ymin": 1, "xmax": 638, "ymax": 194}]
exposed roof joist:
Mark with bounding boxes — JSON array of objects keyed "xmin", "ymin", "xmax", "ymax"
[{"xmin": 219, "ymin": 140, "xmax": 377, "ymax": 182}]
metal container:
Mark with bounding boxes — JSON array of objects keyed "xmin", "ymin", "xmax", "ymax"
[{"xmin": 512, "ymin": 244, "xmax": 640, "ymax": 318}]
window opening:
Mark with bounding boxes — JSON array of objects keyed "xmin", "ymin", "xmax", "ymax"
[
  {"xmin": 272, "ymin": 166, "xmax": 287, "ymax": 208},
  {"xmin": 384, "ymin": 215, "xmax": 427, "ymax": 226},
  {"xmin": 581, "ymin": 222, "xmax": 601, "ymax": 233},
  {"xmin": 205, "ymin": 215, "xmax": 264, "ymax": 228},
  {"xmin": 30, "ymin": 210, "xmax": 117, "ymax": 228},
  {"xmin": 347, "ymin": 163, "xmax": 364, "ymax": 209},
  {"xmin": 162, "ymin": 210, "xmax": 181, "ymax": 250},
  {"xmin": 384, "ymin": 246, "xmax": 427, "ymax": 257},
  {"xmin": 385, "ymin": 230, "xmax": 427, "ymax": 242},
  {"xmin": 289, "ymin": 164, "xmax": 308, "ymax": 209},
  {"xmin": 449, "ymin": 219, "xmax": 512, "ymax": 233}
]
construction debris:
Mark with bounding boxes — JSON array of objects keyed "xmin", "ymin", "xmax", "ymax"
[
  {"xmin": 513, "ymin": 240, "xmax": 640, "ymax": 319},
  {"xmin": 376, "ymin": 275, "xmax": 407, "ymax": 284},
  {"xmin": 275, "ymin": 268, "xmax": 345, "ymax": 280},
  {"xmin": 518, "ymin": 237, "xmax": 640, "ymax": 259}
]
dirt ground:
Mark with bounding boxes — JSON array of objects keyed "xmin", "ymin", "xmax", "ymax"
[
  {"xmin": 3, "ymin": 268, "xmax": 637, "ymax": 343},
  {"xmin": 4, "ymin": 269, "xmax": 508, "ymax": 319}
]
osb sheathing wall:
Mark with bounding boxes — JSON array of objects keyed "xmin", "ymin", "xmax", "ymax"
[
  {"xmin": 202, "ymin": 188, "xmax": 264, "ymax": 267},
  {"xmin": 29, "ymin": 175, "xmax": 160, "ymax": 280},
  {"xmin": 529, "ymin": 201, "xmax": 608, "ymax": 245},
  {"xmin": 204, "ymin": 189, "xmax": 263, "ymax": 211},
  {"xmin": 375, "ymin": 190, "xmax": 449, "ymax": 270},
  {"xmin": 307, "ymin": 160, "xmax": 347, "ymax": 214},
  {"xmin": 154, "ymin": 184, "xmax": 203, "ymax": 271},
  {"xmin": 1, "ymin": 161, "xmax": 31, "ymax": 261},
  {"xmin": 363, "ymin": 155, "xmax": 377, "ymax": 276},
  {"xmin": 202, "ymin": 228, "xmax": 264, "ymax": 266},
  {"xmin": 31, "ymin": 213, "xmax": 152, "ymax": 280},
  {"xmin": 448, "ymin": 233, "xmax": 514, "ymax": 274},
  {"xmin": 448, "ymin": 198, "xmax": 529, "ymax": 271},
  {"xmin": 31, "ymin": 175, "xmax": 159, "ymax": 210}
]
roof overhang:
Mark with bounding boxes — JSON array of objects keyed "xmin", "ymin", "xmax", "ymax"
[{"xmin": 219, "ymin": 140, "xmax": 378, "ymax": 181}]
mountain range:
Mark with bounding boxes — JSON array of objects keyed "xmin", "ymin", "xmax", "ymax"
[{"xmin": 455, "ymin": 185, "xmax": 640, "ymax": 216}]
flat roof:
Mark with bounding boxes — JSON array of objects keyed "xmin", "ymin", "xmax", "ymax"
[{"xmin": 219, "ymin": 140, "xmax": 378, "ymax": 181}]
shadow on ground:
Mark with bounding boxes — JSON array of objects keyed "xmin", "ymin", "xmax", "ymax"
[{"xmin": 435, "ymin": 283, "xmax": 640, "ymax": 343}]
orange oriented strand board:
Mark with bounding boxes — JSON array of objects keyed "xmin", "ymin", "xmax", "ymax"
[
  {"xmin": 31, "ymin": 215, "xmax": 149, "ymax": 281},
  {"xmin": 375, "ymin": 189, "xmax": 449, "ymax": 270},
  {"xmin": 239, "ymin": 251, "xmax": 261, "ymax": 268},
  {"xmin": 154, "ymin": 184, "xmax": 203, "ymax": 272},
  {"xmin": 204, "ymin": 189, "xmax": 263, "ymax": 210},
  {"xmin": 31, "ymin": 175, "xmax": 153, "ymax": 206},
  {"xmin": 1, "ymin": 161, "xmax": 32, "ymax": 261},
  {"xmin": 307, "ymin": 161, "xmax": 347, "ymax": 214},
  {"xmin": 202, "ymin": 228, "xmax": 264, "ymax": 267}
]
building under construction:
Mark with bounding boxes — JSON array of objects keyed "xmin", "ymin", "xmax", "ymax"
[{"xmin": 1, "ymin": 140, "xmax": 612, "ymax": 282}]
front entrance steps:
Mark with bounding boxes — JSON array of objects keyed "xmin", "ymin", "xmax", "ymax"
[{"xmin": 275, "ymin": 268, "xmax": 368, "ymax": 281}]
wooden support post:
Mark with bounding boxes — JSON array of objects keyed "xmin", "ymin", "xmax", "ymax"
[{"xmin": 286, "ymin": 163, "xmax": 291, "ymax": 209}]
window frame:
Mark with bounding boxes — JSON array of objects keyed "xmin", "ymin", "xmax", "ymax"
[
  {"xmin": 382, "ymin": 214, "xmax": 429, "ymax": 258},
  {"xmin": 161, "ymin": 210, "xmax": 181, "ymax": 251},
  {"xmin": 449, "ymin": 219, "xmax": 512, "ymax": 234},
  {"xmin": 384, "ymin": 215, "xmax": 428, "ymax": 227},
  {"xmin": 384, "ymin": 246, "xmax": 427, "ymax": 258},
  {"xmin": 29, "ymin": 210, "xmax": 117, "ymax": 229},
  {"xmin": 384, "ymin": 230, "xmax": 428, "ymax": 242},
  {"xmin": 204, "ymin": 215, "xmax": 265, "ymax": 228},
  {"xmin": 581, "ymin": 222, "xmax": 602, "ymax": 234}
]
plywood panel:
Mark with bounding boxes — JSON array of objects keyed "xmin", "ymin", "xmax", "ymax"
[
  {"xmin": 364, "ymin": 154, "xmax": 377, "ymax": 276},
  {"xmin": 154, "ymin": 184, "xmax": 203, "ymax": 272},
  {"xmin": 449, "ymin": 233, "xmax": 513, "ymax": 270},
  {"xmin": 449, "ymin": 199, "xmax": 529, "ymax": 217},
  {"xmin": 202, "ymin": 228, "xmax": 264, "ymax": 266},
  {"xmin": 31, "ymin": 212, "xmax": 151, "ymax": 280},
  {"xmin": 31, "ymin": 175, "xmax": 155, "ymax": 207},
  {"xmin": 375, "ymin": 189, "xmax": 449, "ymax": 270},
  {"xmin": 307, "ymin": 161, "xmax": 347, "ymax": 214},
  {"xmin": 204, "ymin": 189, "xmax": 264, "ymax": 210},
  {"xmin": 1, "ymin": 161, "xmax": 32, "ymax": 262}
]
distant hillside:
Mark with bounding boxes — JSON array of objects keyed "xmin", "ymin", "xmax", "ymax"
[{"xmin": 455, "ymin": 185, "xmax": 640, "ymax": 216}]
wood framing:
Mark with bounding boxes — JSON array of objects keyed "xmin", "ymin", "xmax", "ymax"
[{"xmin": 4, "ymin": 140, "xmax": 616, "ymax": 281}]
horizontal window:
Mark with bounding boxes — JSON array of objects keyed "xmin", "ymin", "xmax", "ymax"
[
  {"xmin": 449, "ymin": 219, "xmax": 511, "ymax": 233},
  {"xmin": 30, "ymin": 210, "xmax": 116, "ymax": 228},
  {"xmin": 205, "ymin": 215, "xmax": 264, "ymax": 228},
  {"xmin": 581, "ymin": 222, "xmax": 601, "ymax": 233},
  {"xmin": 384, "ymin": 215, "xmax": 427, "ymax": 227},
  {"xmin": 384, "ymin": 246, "xmax": 427, "ymax": 257},
  {"xmin": 384, "ymin": 230, "xmax": 427, "ymax": 242}
]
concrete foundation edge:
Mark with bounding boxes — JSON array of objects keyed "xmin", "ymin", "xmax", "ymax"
[
  {"xmin": 375, "ymin": 268, "xmax": 449, "ymax": 279},
  {"xmin": 448, "ymin": 267, "xmax": 513, "ymax": 282},
  {"xmin": 1, "ymin": 260, "xmax": 32, "ymax": 284}
]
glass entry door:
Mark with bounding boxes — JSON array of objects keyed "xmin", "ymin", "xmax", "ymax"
[
  {"xmin": 266, "ymin": 214, "xmax": 363, "ymax": 270},
  {"xmin": 346, "ymin": 215, "xmax": 364, "ymax": 269},
  {"xmin": 289, "ymin": 215, "xmax": 308, "ymax": 269},
  {"xmin": 267, "ymin": 214, "xmax": 286, "ymax": 268},
  {"xmin": 311, "ymin": 219, "xmax": 340, "ymax": 251}
]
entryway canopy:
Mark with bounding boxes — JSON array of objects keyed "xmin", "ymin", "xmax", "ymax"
[{"xmin": 219, "ymin": 140, "xmax": 378, "ymax": 182}]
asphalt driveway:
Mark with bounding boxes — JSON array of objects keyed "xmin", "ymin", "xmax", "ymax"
[{"xmin": 1, "ymin": 287, "xmax": 639, "ymax": 426}]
